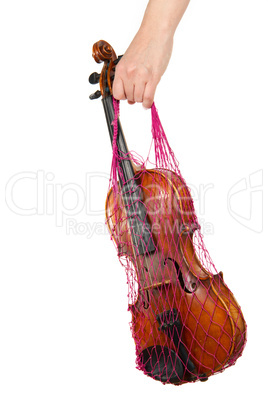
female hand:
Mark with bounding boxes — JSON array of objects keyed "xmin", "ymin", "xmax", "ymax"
[
  {"xmin": 112, "ymin": 0, "xmax": 190, "ymax": 109},
  {"xmin": 113, "ymin": 30, "xmax": 173, "ymax": 109}
]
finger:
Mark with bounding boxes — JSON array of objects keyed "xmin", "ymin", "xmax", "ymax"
[
  {"xmin": 124, "ymin": 81, "xmax": 135, "ymax": 104},
  {"xmin": 112, "ymin": 76, "xmax": 126, "ymax": 100},
  {"xmin": 133, "ymin": 80, "xmax": 146, "ymax": 103},
  {"xmin": 142, "ymin": 80, "xmax": 157, "ymax": 109}
]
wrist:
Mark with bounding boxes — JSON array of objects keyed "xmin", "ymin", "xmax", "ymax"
[{"xmin": 139, "ymin": 22, "xmax": 174, "ymax": 44}]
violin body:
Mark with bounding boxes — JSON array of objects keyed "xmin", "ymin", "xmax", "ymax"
[
  {"xmin": 89, "ymin": 40, "xmax": 246, "ymax": 384},
  {"xmin": 106, "ymin": 166, "xmax": 246, "ymax": 382}
]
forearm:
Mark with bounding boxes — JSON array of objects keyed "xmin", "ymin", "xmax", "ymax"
[{"xmin": 140, "ymin": 0, "xmax": 190, "ymax": 39}]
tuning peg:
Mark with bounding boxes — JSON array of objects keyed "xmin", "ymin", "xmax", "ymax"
[
  {"xmin": 89, "ymin": 90, "xmax": 101, "ymax": 100},
  {"xmin": 113, "ymin": 55, "xmax": 123, "ymax": 66},
  {"xmin": 89, "ymin": 72, "xmax": 101, "ymax": 85}
]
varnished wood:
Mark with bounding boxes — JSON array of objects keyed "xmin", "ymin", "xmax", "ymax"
[
  {"xmin": 106, "ymin": 168, "xmax": 246, "ymax": 378},
  {"xmin": 92, "ymin": 40, "xmax": 117, "ymax": 97},
  {"xmin": 91, "ymin": 39, "xmax": 247, "ymax": 383}
]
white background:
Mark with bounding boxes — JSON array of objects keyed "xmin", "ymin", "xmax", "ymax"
[{"xmin": 0, "ymin": 0, "xmax": 267, "ymax": 401}]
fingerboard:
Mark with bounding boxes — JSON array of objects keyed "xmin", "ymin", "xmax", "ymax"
[{"xmin": 102, "ymin": 95, "xmax": 156, "ymax": 255}]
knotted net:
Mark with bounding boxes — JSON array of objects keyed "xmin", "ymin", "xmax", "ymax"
[{"xmin": 105, "ymin": 98, "xmax": 246, "ymax": 385}]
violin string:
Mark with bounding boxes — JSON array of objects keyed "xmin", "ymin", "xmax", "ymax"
[
  {"xmin": 109, "ymin": 60, "xmax": 152, "ymax": 260},
  {"xmin": 112, "ymin": 97, "xmax": 155, "ymax": 301}
]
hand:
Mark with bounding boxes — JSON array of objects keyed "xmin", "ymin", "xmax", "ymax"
[{"xmin": 113, "ymin": 30, "xmax": 173, "ymax": 109}]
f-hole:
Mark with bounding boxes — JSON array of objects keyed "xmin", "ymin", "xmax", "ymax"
[
  {"xmin": 143, "ymin": 265, "xmax": 150, "ymax": 309},
  {"xmin": 143, "ymin": 290, "xmax": 150, "ymax": 309},
  {"xmin": 165, "ymin": 258, "xmax": 196, "ymax": 294}
]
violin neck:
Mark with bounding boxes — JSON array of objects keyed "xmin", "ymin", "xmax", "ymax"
[
  {"xmin": 102, "ymin": 95, "xmax": 134, "ymax": 185},
  {"xmin": 102, "ymin": 95, "xmax": 156, "ymax": 256}
]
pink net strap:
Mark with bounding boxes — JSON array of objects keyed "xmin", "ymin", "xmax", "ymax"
[
  {"xmin": 151, "ymin": 103, "xmax": 180, "ymax": 173},
  {"xmin": 105, "ymin": 99, "xmax": 247, "ymax": 385},
  {"xmin": 151, "ymin": 102, "xmax": 198, "ymax": 227},
  {"xmin": 110, "ymin": 97, "xmax": 120, "ymax": 194}
]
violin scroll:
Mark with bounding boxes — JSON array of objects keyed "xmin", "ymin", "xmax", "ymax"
[
  {"xmin": 92, "ymin": 40, "xmax": 117, "ymax": 64},
  {"xmin": 90, "ymin": 40, "xmax": 120, "ymax": 98}
]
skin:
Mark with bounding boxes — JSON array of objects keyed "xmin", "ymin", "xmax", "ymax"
[{"xmin": 113, "ymin": 0, "xmax": 190, "ymax": 109}]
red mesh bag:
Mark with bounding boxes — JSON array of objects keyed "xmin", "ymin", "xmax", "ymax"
[
  {"xmin": 105, "ymin": 98, "xmax": 246, "ymax": 385},
  {"xmin": 89, "ymin": 40, "xmax": 247, "ymax": 386}
]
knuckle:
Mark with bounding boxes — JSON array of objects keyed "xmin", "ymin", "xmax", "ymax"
[
  {"xmin": 112, "ymin": 85, "xmax": 124, "ymax": 100},
  {"xmin": 143, "ymin": 95, "xmax": 153, "ymax": 108},
  {"xmin": 115, "ymin": 93, "xmax": 126, "ymax": 100},
  {"xmin": 144, "ymin": 94, "xmax": 153, "ymax": 103},
  {"xmin": 125, "ymin": 64, "xmax": 150, "ymax": 80},
  {"xmin": 115, "ymin": 62, "xmax": 124, "ymax": 75},
  {"xmin": 126, "ymin": 64, "xmax": 137, "ymax": 77},
  {"xmin": 137, "ymin": 66, "xmax": 150, "ymax": 80}
]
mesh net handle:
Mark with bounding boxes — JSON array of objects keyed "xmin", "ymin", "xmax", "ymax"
[{"xmin": 105, "ymin": 98, "xmax": 247, "ymax": 386}]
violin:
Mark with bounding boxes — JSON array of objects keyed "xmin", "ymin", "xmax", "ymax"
[{"xmin": 89, "ymin": 40, "xmax": 246, "ymax": 385}]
